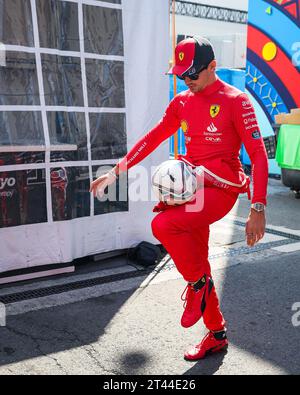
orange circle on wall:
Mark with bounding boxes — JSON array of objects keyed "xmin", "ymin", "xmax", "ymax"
[{"xmin": 262, "ymin": 42, "xmax": 277, "ymax": 61}]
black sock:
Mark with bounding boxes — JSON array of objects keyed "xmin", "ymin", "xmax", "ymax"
[{"xmin": 212, "ymin": 329, "xmax": 227, "ymax": 341}]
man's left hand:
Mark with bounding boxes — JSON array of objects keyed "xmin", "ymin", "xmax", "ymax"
[{"xmin": 245, "ymin": 209, "xmax": 266, "ymax": 247}]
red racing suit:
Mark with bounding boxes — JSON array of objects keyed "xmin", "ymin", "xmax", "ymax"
[{"xmin": 117, "ymin": 78, "xmax": 269, "ymax": 331}]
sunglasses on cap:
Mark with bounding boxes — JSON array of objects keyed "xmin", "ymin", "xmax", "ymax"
[{"xmin": 177, "ymin": 64, "xmax": 208, "ymax": 80}]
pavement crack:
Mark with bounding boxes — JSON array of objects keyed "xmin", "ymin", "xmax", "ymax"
[
  {"xmin": 4, "ymin": 326, "xmax": 67, "ymax": 374},
  {"xmin": 45, "ymin": 354, "xmax": 67, "ymax": 375},
  {"xmin": 5, "ymin": 366, "xmax": 15, "ymax": 374},
  {"xmin": 83, "ymin": 343, "xmax": 122, "ymax": 375},
  {"xmin": 5, "ymin": 323, "xmax": 121, "ymax": 374}
]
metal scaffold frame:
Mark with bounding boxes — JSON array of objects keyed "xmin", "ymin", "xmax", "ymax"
[{"xmin": 171, "ymin": 0, "xmax": 248, "ymax": 24}]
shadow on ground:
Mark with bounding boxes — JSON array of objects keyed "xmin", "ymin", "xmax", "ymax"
[
  {"xmin": 0, "ymin": 290, "xmax": 141, "ymax": 374},
  {"xmin": 0, "ymin": 181, "xmax": 299, "ymax": 374},
  {"xmin": 183, "ymin": 350, "xmax": 228, "ymax": 375}
]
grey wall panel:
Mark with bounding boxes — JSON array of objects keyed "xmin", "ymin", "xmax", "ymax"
[
  {"xmin": 83, "ymin": 5, "xmax": 123, "ymax": 55},
  {"xmin": 89, "ymin": 112, "xmax": 127, "ymax": 160},
  {"xmin": 0, "ymin": 169, "xmax": 47, "ymax": 228},
  {"xmin": 0, "ymin": 111, "xmax": 44, "ymax": 146},
  {"xmin": 47, "ymin": 112, "xmax": 88, "ymax": 161},
  {"xmin": 0, "ymin": 152, "xmax": 45, "ymax": 166},
  {"xmin": 0, "ymin": 0, "xmax": 128, "ymax": 228},
  {"xmin": 0, "ymin": 0, "xmax": 34, "ymax": 46},
  {"xmin": 85, "ymin": 59, "xmax": 125, "ymax": 108},
  {"xmin": 37, "ymin": 0, "xmax": 80, "ymax": 51},
  {"xmin": 51, "ymin": 166, "xmax": 90, "ymax": 221},
  {"xmin": 41, "ymin": 54, "xmax": 84, "ymax": 106},
  {"xmin": 92, "ymin": 165, "xmax": 128, "ymax": 216},
  {"xmin": 0, "ymin": 52, "xmax": 40, "ymax": 105}
]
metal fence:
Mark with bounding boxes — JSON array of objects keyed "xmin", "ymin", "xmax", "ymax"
[{"xmin": 171, "ymin": 0, "xmax": 248, "ymax": 24}]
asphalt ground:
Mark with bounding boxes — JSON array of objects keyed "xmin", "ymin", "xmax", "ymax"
[{"xmin": 0, "ymin": 178, "xmax": 299, "ymax": 375}]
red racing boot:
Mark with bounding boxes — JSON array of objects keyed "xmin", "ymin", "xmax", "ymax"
[
  {"xmin": 181, "ymin": 274, "xmax": 214, "ymax": 328},
  {"xmin": 184, "ymin": 330, "xmax": 228, "ymax": 361}
]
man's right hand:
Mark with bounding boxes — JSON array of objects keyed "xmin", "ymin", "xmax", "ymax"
[{"xmin": 89, "ymin": 171, "xmax": 117, "ymax": 199}]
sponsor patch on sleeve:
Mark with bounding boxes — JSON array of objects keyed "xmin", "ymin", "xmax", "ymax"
[{"xmin": 252, "ymin": 130, "xmax": 261, "ymax": 139}]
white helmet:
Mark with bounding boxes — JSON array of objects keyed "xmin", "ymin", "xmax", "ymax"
[{"xmin": 152, "ymin": 160, "xmax": 197, "ymax": 205}]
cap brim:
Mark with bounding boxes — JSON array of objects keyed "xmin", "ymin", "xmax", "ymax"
[{"xmin": 167, "ymin": 65, "xmax": 190, "ymax": 76}]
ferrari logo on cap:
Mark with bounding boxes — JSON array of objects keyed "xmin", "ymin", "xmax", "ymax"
[
  {"xmin": 210, "ymin": 105, "xmax": 221, "ymax": 118},
  {"xmin": 179, "ymin": 52, "xmax": 185, "ymax": 61}
]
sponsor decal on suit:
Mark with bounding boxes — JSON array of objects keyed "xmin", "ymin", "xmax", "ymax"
[{"xmin": 210, "ymin": 105, "xmax": 220, "ymax": 118}]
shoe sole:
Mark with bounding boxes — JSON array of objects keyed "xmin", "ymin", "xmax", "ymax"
[{"xmin": 184, "ymin": 343, "xmax": 228, "ymax": 361}]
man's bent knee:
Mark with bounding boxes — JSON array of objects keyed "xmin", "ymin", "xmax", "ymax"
[{"xmin": 151, "ymin": 213, "xmax": 172, "ymax": 240}]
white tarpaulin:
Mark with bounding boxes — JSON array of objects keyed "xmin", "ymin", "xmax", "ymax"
[{"xmin": 0, "ymin": 0, "xmax": 170, "ymax": 273}]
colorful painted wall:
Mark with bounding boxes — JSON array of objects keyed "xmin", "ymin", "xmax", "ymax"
[{"xmin": 246, "ymin": 0, "xmax": 300, "ymax": 174}]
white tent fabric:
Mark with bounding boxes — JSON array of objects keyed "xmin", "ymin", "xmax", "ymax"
[{"xmin": 0, "ymin": 0, "xmax": 170, "ymax": 273}]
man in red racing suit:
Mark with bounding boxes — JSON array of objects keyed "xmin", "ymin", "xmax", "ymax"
[{"xmin": 90, "ymin": 37, "xmax": 268, "ymax": 360}]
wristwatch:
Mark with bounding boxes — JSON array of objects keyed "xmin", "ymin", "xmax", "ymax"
[{"xmin": 251, "ymin": 203, "xmax": 266, "ymax": 212}]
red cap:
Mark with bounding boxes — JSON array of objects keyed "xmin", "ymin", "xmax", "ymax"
[{"xmin": 168, "ymin": 37, "xmax": 215, "ymax": 77}]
